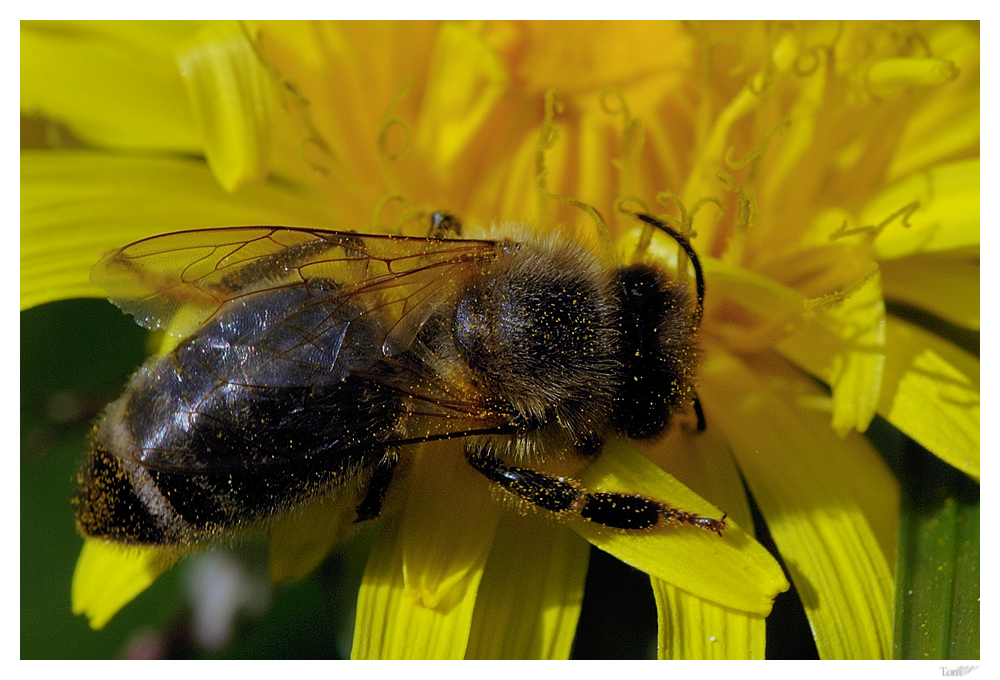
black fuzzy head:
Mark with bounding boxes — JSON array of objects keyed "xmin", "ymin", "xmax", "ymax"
[{"xmin": 610, "ymin": 264, "xmax": 698, "ymax": 439}]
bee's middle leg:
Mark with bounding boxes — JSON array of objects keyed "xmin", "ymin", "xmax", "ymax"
[{"xmin": 354, "ymin": 451, "xmax": 399, "ymax": 522}]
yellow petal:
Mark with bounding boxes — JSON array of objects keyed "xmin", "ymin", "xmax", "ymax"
[
  {"xmin": 72, "ymin": 539, "xmax": 180, "ymax": 630},
  {"xmin": 415, "ymin": 22, "xmax": 508, "ymax": 175},
  {"xmin": 642, "ymin": 417, "xmax": 754, "ymax": 533},
  {"xmin": 698, "ymin": 257, "xmax": 807, "ymax": 354},
  {"xmin": 887, "ymin": 88, "xmax": 978, "ymax": 181},
  {"xmin": 699, "ymin": 350, "xmax": 897, "ymax": 659},
  {"xmin": 268, "ymin": 493, "xmax": 359, "ymax": 583},
  {"xmin": 399, "ymin": 444, "xmax": 500, "ymax": 609},
  {"xmin": 352, "ymin": 442, "xmax": 499, "ymax": 659},
  {"xmin": 612, "ymin": 406, "xmax": 766, "ymax": 660},
  {"xmin": 653, "ymin": 582, "xmax": 766, "ymax": 660},
  {"xmin": 825, "ymin": 268, "xmax": 886, "ymax": 435},
  {"xmin": 20, "ymin": 21, "xmax": 201, "ymax": 152},
  {"xmin": 887, "ymin": 24, "xmax": 979, "ymax": 180},
  {"xmin": 867, "ymin": 159, "xmax": 979, "ymax": 260},
  {"xmin": 778, "ymin": 309, "xmax": 979, "ymax": 481},
  {"xmin": 258, "ymin": 21, "xmax": 438, "ymax": 186},
  {"xmin": 879, "ymin": 317, "xmax": 980, "ymax": 480},
  {"xmin": 716, "ymin": 216, "xmax": 885, "ymax": 437},
  {"xmin": 20, "ymin": 151, "xmax": 336, "ymax": 310},
  {"xmin": 353, "ymin": 514, "xmax": 472, "ymax": 659},
  {"xmin": 177, "ymin": 22, "xmax": 274, "ymax": 192},
  {"xmin": 466, "ymin": 513, "xmax": 589, "ymax": 659},
  {"xmin": 572, "ymin": 441, "xmax": 789, "ymax": 616},
  {"xmin": 881, "ymin": 254, "xmax": 979, "ymax": 330},
  {"xmin": 511, "ymin": 21, "xmax": 694, "ymax": 95}
]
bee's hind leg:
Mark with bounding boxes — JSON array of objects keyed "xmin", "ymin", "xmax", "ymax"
[
  {"xmin": 354, "ymin": 451, "xmax": 399, "ymax": 522},
  {"xmin": 463, "ymin": 443, "xmax": 725, "ymax": 534}
]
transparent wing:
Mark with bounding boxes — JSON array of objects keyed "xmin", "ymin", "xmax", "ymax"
[
  {"xmin": 91, "ymin": 226, "xmax": 499, "ymax": 343},
  {"xmin": 96, "ymin": 227, "xmax": 517, "ymax": 473}
]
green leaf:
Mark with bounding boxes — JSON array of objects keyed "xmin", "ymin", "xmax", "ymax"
[{"xmin": 892, "ymin": 438, "xmax": 980, "ymax": 659}]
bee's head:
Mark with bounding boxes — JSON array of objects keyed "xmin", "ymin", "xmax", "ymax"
[{"xmin": 609, "ymin": 263, "xmax": 699, "ymax": 439}]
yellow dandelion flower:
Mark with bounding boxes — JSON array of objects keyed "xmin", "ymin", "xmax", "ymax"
[{"xmin": 21, "ymin": 20, "xmax": 978, "ymax": 660}]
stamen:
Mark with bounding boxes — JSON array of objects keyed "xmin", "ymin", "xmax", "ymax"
[
  {"xmin": 717, "ymin": 171, "xmax": 757, "ymax": 235},
  {"xmin": 655, "ymin": 191, "xmax": 724, "ymax": 238},
  {"xmin": 615, "ymin": 196, "xmax": 655, "ymax": 255},
  {"xmin": 793, "ymin": 47, "xmax": 823, "ymax": 77},
  {"xmin": 242, "ymin": 22, "xmax": 334, "ymax": 175},
  {"xmin": 600, "ymin": 87, "xmax": 646, "ymax": 175},
  {"xmin": 377, "ymin": 78, "xmax": 414, "ymax": 161},
  {"xmin": 904, "ymin": 32, "xmax": 933, "ymax": 58},
  {"xmin": 793, "ymin": 22, "xmax": 842, "ymax": 77},
  {"xmin": 830, "ymin": 201, "xmax": 919, "ymax": 241},
  {"xmin": 371, "ymin": 195, "xmax": 410, "ymax": 233},
  {"xmin": 534, "ymin": 89, "xmax": 612, "ymax": 248},
  {"xmin": 394, "ymin": 208, "xmax": 430, "ymax": 234},
  {"xmin": 805, "ymin": 263, "xmax": 881, "ymax": 312},
  {"xmin": 724, "ymin": 117, "xmax": 791, "ymax": 181},
  {"xmin": 534, "ymin": 89, "xmax": 564, "ymax": 181},
  {"xmin": 537, "ymin": 182, "xmax": 611, "ymax": 250}
]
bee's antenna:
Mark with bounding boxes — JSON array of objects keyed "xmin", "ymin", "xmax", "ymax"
[{"xmin": 635, "ymin": 213, "xmax": 705, "ymax": 326}]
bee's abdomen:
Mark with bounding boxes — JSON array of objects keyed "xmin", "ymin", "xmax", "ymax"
[
  {"xmin": 75, "ymin": 439, "xmax": 369, "ymax": 544},
  {"xmin": 76, "ymin": 442, "xmax": 172, "ymax": 543},
  {"xmin": 75, "ymin": 285, "xmax": 402, "ymax": 545},
  {"xmin": 76, "ymin": 373, "xmax": 400, "ymax": 545}
]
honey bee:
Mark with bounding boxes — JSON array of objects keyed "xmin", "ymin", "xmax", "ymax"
[{"xmin": 75, "ymin": 213, "xmax": 725, "ymax": 546}]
